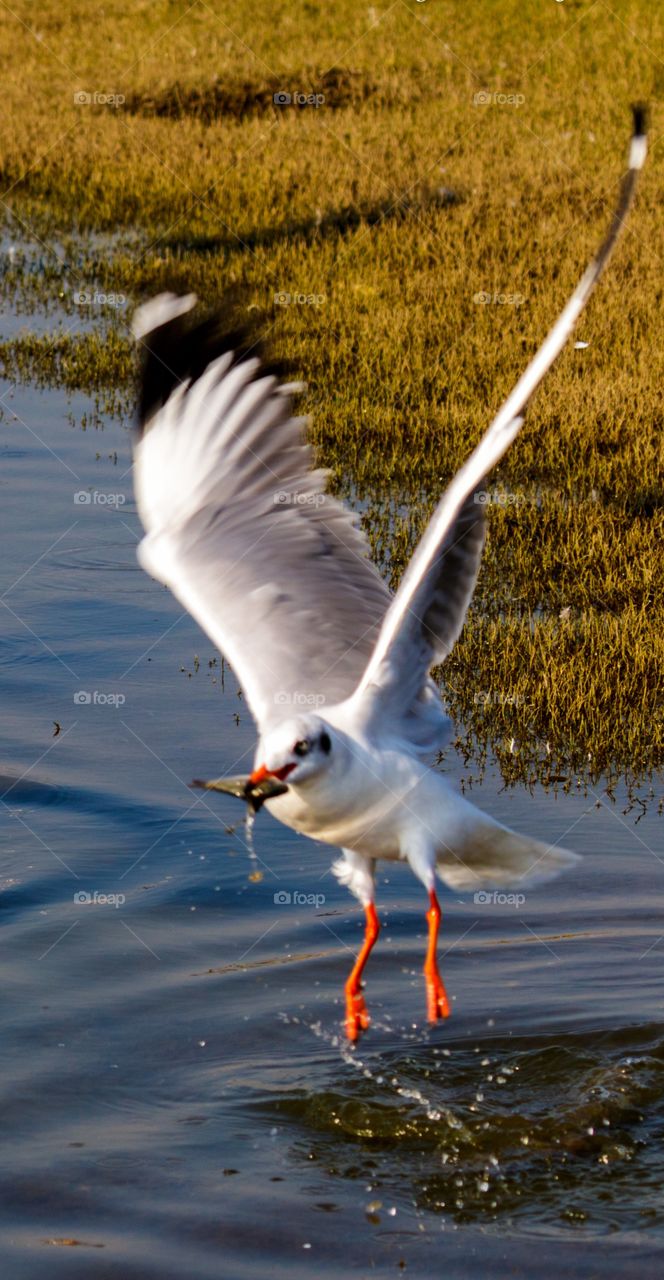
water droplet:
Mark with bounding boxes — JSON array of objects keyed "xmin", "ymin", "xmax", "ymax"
[{"xmin": 245, "ymin": 808, "xmax": 258, "ymax": 860}]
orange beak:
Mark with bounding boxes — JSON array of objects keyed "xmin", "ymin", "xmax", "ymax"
[{"xmin": 249, "ymin": 762, "xmax": 296, "ymax": 785}]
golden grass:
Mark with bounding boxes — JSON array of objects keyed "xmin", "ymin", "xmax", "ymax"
[{"xmin": 0, "ymin": 0, "xmax": 661, "ymax": 784}]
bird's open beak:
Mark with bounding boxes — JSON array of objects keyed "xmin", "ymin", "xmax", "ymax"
[{"xmin": 249, "ymin": 763, "xmax": 296, "ymax": 785}]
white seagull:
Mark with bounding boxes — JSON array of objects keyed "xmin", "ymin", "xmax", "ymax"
[{"xmin": 132, "ymin": 111, "xmax": 645, "ymax": 1040}]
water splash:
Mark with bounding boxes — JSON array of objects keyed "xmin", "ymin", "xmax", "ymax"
[
  {"xmin": 244, "ymin": 805, "xmax": 258, "ymax": 864},
  {"xmin": 267, "ymin": 1020, "xmax": 664, "ymax": 1231}
]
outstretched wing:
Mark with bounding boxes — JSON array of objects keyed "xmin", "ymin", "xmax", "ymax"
[
  {"xmin": 353, "ymin": 108, "xmax": 647, "ymax": 737},
  {"xmin": 133, "ymin": 294, "xmax": 392, "ymax": 732}
]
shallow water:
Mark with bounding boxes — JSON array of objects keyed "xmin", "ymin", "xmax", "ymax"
[{"xmin": 1, "ymin": 370, "xmax": 663, "ymax": 1278}]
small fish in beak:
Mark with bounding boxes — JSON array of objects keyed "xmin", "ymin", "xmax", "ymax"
[{"xmin": 190, "ymin": 772, "xmax": 289, "ymax": 813}]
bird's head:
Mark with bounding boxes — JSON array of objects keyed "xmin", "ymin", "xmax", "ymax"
[{"xmin": 249, "ymin": 714, "xmax": 334, "ymax": 789}]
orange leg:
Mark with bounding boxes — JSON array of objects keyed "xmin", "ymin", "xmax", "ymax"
[
  {"xmin": 345, "ymin": 902, "xmax": 380, "ymax": 1042},
  {"xmin": 424, "ymin": 889, "xmax": 450, "ymax": 1022}
]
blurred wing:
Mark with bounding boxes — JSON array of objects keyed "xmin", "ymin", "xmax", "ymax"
[
  {"xmin": 354, "ymin": 108, "xmax": 647, "ymax": 738},
  {"xmin": 132, "ymin": 295, "xmax": 391, "ymax": 732}
]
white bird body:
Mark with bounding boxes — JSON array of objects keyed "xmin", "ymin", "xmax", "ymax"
[
  {"xmin": 260, "ymin": 708, "xmax": 574, "ymax": 901},
  {"xmin": 131, "ymin": 111, "xmax": 645, "ymax": 1037}
]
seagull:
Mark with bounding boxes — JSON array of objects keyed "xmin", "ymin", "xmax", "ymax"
[{"xmin": 132, "ymin": 111, "xmax": 645, "ymax": 1040}]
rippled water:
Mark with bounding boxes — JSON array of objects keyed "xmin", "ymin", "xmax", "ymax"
[{"xmin": 1, "ymin": 373, "xmax": 663, "ymax": 1277}]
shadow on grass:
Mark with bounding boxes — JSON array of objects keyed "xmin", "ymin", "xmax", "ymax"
[
  {"xmin": 124, "ymin": 67, "xmax": 379, "ymax": 123},
  {"xmin": 160, "ymin": 187, "xmax": 462, "ymax": 258}
]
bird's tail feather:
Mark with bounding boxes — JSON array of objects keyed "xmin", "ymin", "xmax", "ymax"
[{"xmin": 436, "ymin": 823, "xmax": 580, "ymax": 892}]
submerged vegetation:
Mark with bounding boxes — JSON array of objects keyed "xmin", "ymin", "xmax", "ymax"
[{"xmin": 0, "ymin": 0, "xmax": 661, "ymax": 786}]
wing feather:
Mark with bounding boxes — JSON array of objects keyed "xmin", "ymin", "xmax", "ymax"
[{"xmin": 133, "ymin": 301, "xmax": 392, "ymax": 731}]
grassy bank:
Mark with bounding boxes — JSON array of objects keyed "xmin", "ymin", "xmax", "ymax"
[{"xmin": 0, "ymin": 0, "xmax": 661, "ymax": 784}]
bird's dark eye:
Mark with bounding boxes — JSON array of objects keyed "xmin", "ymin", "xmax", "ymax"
[
  {"xmin": 293, "ymin": 739, "xmax": 310, "ymax": 757},
  {"xmin": 320, "ymin": 731, "xmax": 331, "ymax": 754}
]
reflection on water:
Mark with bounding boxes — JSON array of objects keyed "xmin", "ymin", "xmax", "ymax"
[{"xmin": 0, "ymin": 371, "xmax": 663, "ymax": 1277}]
